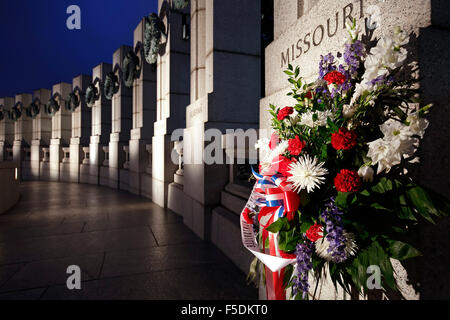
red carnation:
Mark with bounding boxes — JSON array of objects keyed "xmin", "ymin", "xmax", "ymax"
[
  {"xmin": 269, "ymin": 132, "xmax": 279, "ymax": 150},
  {"xmin": 306, "ymin": 223, "xmax": 323, "ymax": 242},
  {"xmin": 334, "ymin": 169, "xmax": 362, "ymax": 192},
  {"xmin": 305, "ymin": 91, "xmax": 313, "ymax": 99},
  {"xmin": 288, "ymin": 135, "xmax": 306, "ymax": 156},
  {"xmin": 271, "ymin": 155, "xmax": 296, "ymax": 177},
  {"xmin": 242, "ymin": 208, "xmax": 254, "ymax": 225},
  {"xmin": 323, "ymin": 71, "xmax": 346, "ymax": 85},
  {"xmin": 277, "ymin": 106, "xmax": 294, "ymax": 121},
  {"xmin": 331, "ymin": 128, "xmax": 357, "ymax": 150}
]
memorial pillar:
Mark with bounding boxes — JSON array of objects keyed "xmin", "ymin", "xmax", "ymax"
[
  {"xmin": 68, "ymin": 74, "xmax": 92, "ymax": 183},
  {"xmin": 108, "ymin": 45, "xmax": 133, "ymax": 189},
  {"xmin": 30, "ymin": 89, "xmax": 51, "ymax": 180},
  {"xmin": 13, "ymin": 93, "xmax": 33, "ymax": 180},
  {"xmin": 182, "ymin": 0, "xmax": 261, "ymax": 239},
  {"xmin": 49, "ymin": 82, "xmax": 72, "ymax": 182},
  {"xmin": 153, "ymin": 0, "xmax": 190, "ymax": 208},
  {"xmin": 88, "ymin": 63, "xmax": 113, "ymax": 185},
  {"xmin": 129, "ymin": 17, "xmax": 157, "ymax": 196}
]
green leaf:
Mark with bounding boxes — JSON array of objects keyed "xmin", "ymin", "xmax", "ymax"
[
  {"xmin": 406, "ymin": 186, "xmax": 437, "ymax": 223},
  {"xmin": 265, "ymin": 217, "xmax": 289, "ymax": 233},
  {"xmin": 327, "ymin": 117, "xmax": 339, "ymax": 133},
  {"xmin": 387, "ymin": 240, "xmax": 421, "ymax": 260},
  {"xmin": 371, "ymin": 177, "xmax": 393, "ymax": 193}
]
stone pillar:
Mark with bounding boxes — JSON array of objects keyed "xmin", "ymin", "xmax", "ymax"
[
  {"xmin": 49, "ymin": 82, "xmax": 72, "ymax": 182},
  {"xmin": 0, "ymin": 97, "xmax": 14, "ymax": 161},
  {"xmin": 88, "ymin": 63, "xmax": 113, "ymax": 185},
  {"xmin": 13, "ymin": 93, "xmax": 33, "ymax": 180},
  {"xmin": 153, "ymin": 0, "xmax": 190, "ymax": 208},
  {"xmin": 69, "ymin": 74, "xmax": 92, "ymax": 183},
  {"xmin": 129, "ymin": 18, "xmax": 157, "ymax": 196},
  {"xmin": 182, "ymin": 0, "xmax": 261, "ymax": 239},
  {"xmin": 108, "ymin": 45, "xmax": 133, "ymax": 189},
  {"xmin": 30, "ymin": 89, "xmax": 51, "ymax": 180}
]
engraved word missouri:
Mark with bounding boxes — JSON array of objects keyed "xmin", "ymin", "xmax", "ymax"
[{"xmin": 281, "ymin": 0, "xmax": 365, "ymax": 69}]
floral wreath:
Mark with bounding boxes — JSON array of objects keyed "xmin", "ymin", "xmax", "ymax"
[{"xmin": 241, "ymin": 21, "xmax": 449, "ymax": 300}]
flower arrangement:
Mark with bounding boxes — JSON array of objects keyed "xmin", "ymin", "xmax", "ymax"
[{"xmin": 241, "ymin": 20, "xmax": 449, "ymax": 300}]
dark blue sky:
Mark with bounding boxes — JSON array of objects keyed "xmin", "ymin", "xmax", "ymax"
[{"xmin": 0, "ymin": 0, "xmax": 158, "ymax": 98}]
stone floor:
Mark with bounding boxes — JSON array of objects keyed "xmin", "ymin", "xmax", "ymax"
[{"xmin": 0, "ymin": 181, "xmax": 257, "ymax": 300}]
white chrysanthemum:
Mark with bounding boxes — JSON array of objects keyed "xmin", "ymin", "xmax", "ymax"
[
  {"xmin": 299, "ymin": 110, "xmax": 334, "ymax": 128},
  {"xmin": 258, "ymin": 140, "xmax": 289, "ymax": 174},
  {"xmin": 286, "ymin": 155, "xmax": 328, "ymax": 193},
  {"xmin": 315, "ymin": 232, "xmax": 358, "ymax": 262}
]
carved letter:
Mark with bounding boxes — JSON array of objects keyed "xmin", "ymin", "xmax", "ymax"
[
  {"xmin": 296, "ymin": 39, "xmax": 303, "ymax": 58},
  {"xmin": 327, "ymin": 12, "xmax": 339, "ymax": 38},
  {"xmin": 343, "ymin": 3, "xmax": 354, "ymax": 29},
  {"xmin": 303, "ymin": 33, "xmax": 311, "ymax": 54},
  {"xmin": 313, "ymin": 25, "xmax": 324, "ymax": 46},
  {"xmin": 281, "ymin": 48, "xmax": 290, "ymax": 68}
]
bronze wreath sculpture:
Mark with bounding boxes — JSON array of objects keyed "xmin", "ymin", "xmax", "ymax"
[
  {"xmin": 9, "ymin": 102, "xmax": 22, "ymax": 121},
  {"xmin": 45, "ymin": 94, "xmax": 60, "ymax": 117},
  {"xmin": 173, "ymin": 0, "xmax": 188, "ymax": 10},
  {"xmin": 103, "ymin": 69, "xmax": 120, "ymax": 100},
  {"xmin": 122, "ymin": 49, "xmax": 141, "ymax": 88},
  {"xmin": 143, "ymin": 13, "xmax": 166, "ymax": 65},
  {"xmin": 66, "ymin": 87, "xmax": 82, "ymax": 112},
  {"xmin": 85, "ymin": 78, "xmax": 101, "ymax": 108},
  {"xmin": 26, "ymin": 98, "xmax": 41, "ymax": 119},
  {"xmin": 0, "ymin": 105, "xmax": 5, "ymax": 121}
]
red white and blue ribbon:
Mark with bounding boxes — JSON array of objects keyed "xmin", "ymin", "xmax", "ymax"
[{"xmin": 240, "ymin": 165, "xmax": 300, "ymax": 300}]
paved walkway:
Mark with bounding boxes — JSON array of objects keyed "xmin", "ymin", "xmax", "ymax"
[{"xmin": 0, "ymin": 181, "xmax": 257, "ymax": 300}]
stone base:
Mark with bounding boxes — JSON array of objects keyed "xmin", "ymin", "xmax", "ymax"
[
  {"xmin": 59, "ymin": 163, "xmax": 71, "ymax": 182},
  {"xmin": 0, "ymin": 141, "xmax": 4, "ymax": 161},
  {"xmin": 140, "ymin": 173, "xmax": 152, "ymax": 199},
  {"xmin": 49, "ymin": 139, "xmax": 63, "ymax": 182},
  {"xmin": 69, "ymin": 141, "xmax": 82, "ymax": 183},
  {"xmin": 80, "ymin": 164, "xmax": 90, "ymax": 184},
  {"xmin": 151, "ymin": 177, "xmax": 170, "ymax": 208},
  {"xmin": 167, "ymin": 182, "xmax": 185, "ymax": 216},
  {"xmin": 88, "ymin": 140, "xmax": 103, "ymax": 185},
  {"xmin": 119, "ymin": 169, "xmax": 129, "ymax": 192},
  {"xmin": 211, "ymin": 206, "xmax": 254, "ymax": 274},
  {"xmin": 39, "ymin": 162, "xmax": 50, "ymax": 181},
  {"xmin": 21, "ymin": 160, "xmax": 32, "ymax": 181},
  {"xmin": 99, "ymin": 166, "xmax": 110, "ymax": 187},
  {"xmin": 30, "ymin": 142, "xmax": 43, "ymax": 180},
  {"xmin": 182, "ymin": 193, "xmax": 211, "ymax": 240},
  {"xmin": 129, "ymin": 136, "xmax": 150, "ymax": 196},
  {"xmin": 108, "ymin": 139, "xmax": 126, "ymax": 190}
]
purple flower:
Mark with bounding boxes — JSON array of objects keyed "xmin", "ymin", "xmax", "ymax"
[
  {"xmin": 319, "ymin": 53, "xmax": 337, "ymax": 79},
  {"xmin": 344, "ymin": 40, "xmax": 364, "ymax": 75},
  {"xmin": 293, "ymin": 240, "xmax": 314, "ymax": 299},
  {"xmin": 320, "ymin": 198, "xmax": 348, "ymax": 263}
]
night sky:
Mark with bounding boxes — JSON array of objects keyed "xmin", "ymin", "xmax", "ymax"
[{"xmin": 0, "ymin": 0, "xmax": 158, "ymax": 98}]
